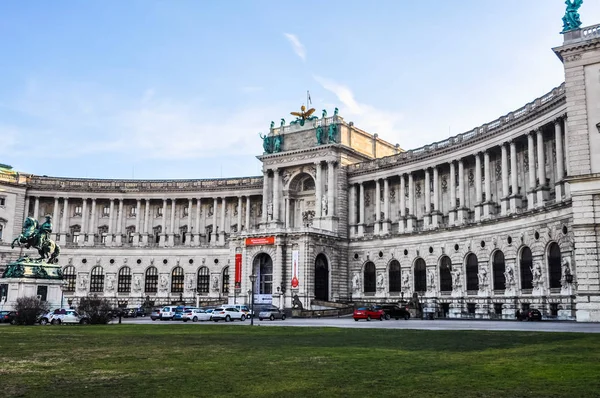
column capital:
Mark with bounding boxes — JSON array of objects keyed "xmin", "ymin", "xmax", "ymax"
[
  {"xmin": 272, "ymin": 167, "xmax": 279, "ymax": 173},
  {"xmin": 553, "ymin": 116, "xmax": 564, "ymax": 125}
]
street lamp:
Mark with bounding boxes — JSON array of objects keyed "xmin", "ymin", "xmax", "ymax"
[
  {"xmin": 60, "ymin": 280, "xmax": 69, "ymax": 309},
  {"xmin": 249, "ymin": 274, "xmax": 257, "ymax": 326}
]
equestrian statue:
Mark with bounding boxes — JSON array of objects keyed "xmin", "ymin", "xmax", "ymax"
[{"xmin": 11, "ymin": 215, "xmax": 61, "ymax": 264}]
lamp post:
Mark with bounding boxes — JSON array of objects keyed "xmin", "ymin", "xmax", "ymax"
[
  {"xmin": 249, "ymin": 274, "xmax": 257, "ymax": 326},
  {"xmin": 60, "ymin": 280, "xmax": 69, "ymax": 309}
]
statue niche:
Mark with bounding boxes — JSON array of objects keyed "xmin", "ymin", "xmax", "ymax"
[{"xmin": 287, "ymin": 172, "xmax": 316, "ymax": 228}]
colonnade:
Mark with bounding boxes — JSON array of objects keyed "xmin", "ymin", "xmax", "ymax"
[{"xmin": 349, "ymin": 118, "xmax": 567, "ymax": 237}]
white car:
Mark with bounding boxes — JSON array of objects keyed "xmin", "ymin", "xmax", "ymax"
[
  {"xmin": 51, "ymin": 309, "xmax": 90, "ymax": 325},
  {"xmin": 182, "ymin": 308, "xmax": 212, "ymax": 322},
  {"xmin": 212, "ymin": 307, "xmax": 246, "ymax": 322}
]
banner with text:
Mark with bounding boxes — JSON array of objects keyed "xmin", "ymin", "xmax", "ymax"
[
  {"xmin": 235, "ymin": 253, "xmax": 242, "ymax": 289},
  {"xmin": 291, "ymin": 250, "xmax": 299, "ymax": 288},
  {"xmin": 245, "ymin": 236, "xmax": 275, "ymax": 246}
]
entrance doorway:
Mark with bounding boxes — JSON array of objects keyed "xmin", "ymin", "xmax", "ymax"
[
  {"xmin": 314, "ymin": 254, "xmax": 329, "ymax": 301},
  {"xmin": 252, "ymin": 253, "xmax": 273, "ymax": 305}
]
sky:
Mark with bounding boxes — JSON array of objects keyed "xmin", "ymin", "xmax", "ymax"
[{"xmin": 1, "ymin": 1, "xmax": 599, "ymax": 180}]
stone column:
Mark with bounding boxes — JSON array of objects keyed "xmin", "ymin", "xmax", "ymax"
[
  {"xmin": 89, "ymin": 198, "xmax": 96, "ymax": 245},
  {"xmin": 60, "ymin": 197, "xmax": 69, "ymax": 245},
  {"xmin": 81, "ymin": 198, "xmax": 88, "ymax": 244},
  {"xmin": 161, "ymin": 199, "xmax": 167, "ymax": 247},
  {"xmin": 33, "ymin": 197, "xmax": 40, "ymax": 221},
  {"xmin": 449, "ymin": 162, "xmax": 456, "ymax": 225},
  {"xmin": 508, "ymin": 141, "xmax": 522, "ymax": 213},
  {"xmin": 186, "ymin": 199, "xmax": 193, "ymax": 246},
  {"xmin": 194, "ymin": 198, "xmax": 201, "ymax": 245},
  {"xmin": 374, "ymin": 179, "xmax": 381, "ymax": 235},
  {"xmin": 115, "ymin": 199, "xmax": 124, "ymax": 245},
  {"xmin": 382, "ymin": 178, "xmax": 390, "ymax": 234},
  {"xmin": 237, "ymin": 196, "xmax": 242, "ymax": 233},
  {"xmin": 399, "ymin": 175, "xmax": 406, "ymax": 233},
  {"xmin": 536, "ymin": 128, "xmax": 549, "ymax": 205},
  {"xmin": 432, "ymin": 167, "xmax": 442, "ymax": 227},
  {"xmin": 349, "ymin": 184, "xmax": 357, "ymax": 237},
  {"xmin": 134, "ymin": 199, "xmax": 141, "ymax": 246},
  {"xmin": 167, "ymin": 199, "xmax": 175, "ymax": 246},
  {"xmin": 245, "ymin": 196, "xmax": 251, "ymax": 232},
  {"xmin": 212, "ymin": 197, "xmax": 218, "ymax": 246},
  {"xmin": 527, "ymin": 132, "xmax": 536, "ymax": 209},
  {"xmin": 52, "ymin": 198, "xmax": 59, "ymax": 241},
  {"xmin": 24, "ymin": 197, "xmax": 30, "ymax": 218},
  {"xmin": 482, "ymin": 151, "xmax": 494, "ymax": 218},
  {"xmin": 357, "ymin": 182, "xmax": 365, "ymax": 237},
  {"xmin": 219, "ymin": 197, "xmax": 226, "ymax": 245},
  {"xmin": 457, "ymin": 160, "xmax": 468, "ymax": 223},
  {"xmin": 501, "ymin": 143, "xmax": 509, "ymax": 216},
  {"xmin": 422, "ymin": 169, "xmax": 431, "ymax": 228},
  {"xmin": 327, "ymin": 161, "xmax": 335, "ymax": 217},
  {"xmin": 474, "ymin": 154, "xmax": 482, "ymax": 222},
  {"xmin": 273, "ymin": 168, "xmax": 280, "ymax": 223},
  {"xmin": 143, "ymin": 199, "xmax": 150, "ymax": 246},
  {"xmin": 315, "ymin": 162, "xmax": 322, "ymax": 219},
  {"xmin": 261, "ymin": 170, "xmax": 269, "ymax": 226},
  {"xmin": 555, "ymin": 119, "xmax": 565, "ymax": 201},
  {"xmin": 284, "ymin": 197, "xmax": 290, "ymax": 229},
  {"xmin": 407, "ymin": 172, "xmax": 415, "ymax": 231}
]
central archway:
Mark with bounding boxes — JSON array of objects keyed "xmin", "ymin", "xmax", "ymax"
[
  {"xmin": 252, "ymin": 253, "xmax": 273, "ymax": 304},
  {"xmin": 314, "ymin": 254, "xmax": 329, "ymax": 301}
]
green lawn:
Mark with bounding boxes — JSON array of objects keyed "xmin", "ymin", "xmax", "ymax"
[{"xmin": 1, "ymin": 325, "xmax": 599, "ymax": 397}]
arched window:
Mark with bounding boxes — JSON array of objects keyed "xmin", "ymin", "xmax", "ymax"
[
  {"xmin": 548, "ymin": 243, "xmax": 562, "ymax": 288},
  {"xmin": 520, "ymin": 247, "xmax": 533, "ymax": 289},
  {"xmin": 0, "ymin": 223, "xmax": 3, "ymax": 241},
  {"xmin": 414, "ymin": 258, "xmax": 426, "ymax": 292},
  {"xmin": 259, "ymin": 259, "xmax": 272, "ymax": 294},
  {"xmin": 118, "ymin": 267, "xmax": 132, "ymax": 293},
  {"xmin": 492, "ymin": 251, "xmax": 506, "ymax": 291},
  {"xmin": 63, "ymin": 265, "xmax": 76, "ymax": 292},
  {"xmin": 388, "ymin": 260, "xmax": 401, "ymax": 292},
  {"xmin": 90, "ymin": 266, "xmax": 104, "ymax": 293},
  {"xmin": 171, "ymin": 267, "xmax": 184, "ymax": 293},
  {"xmin": 439, "ymin": 256, "xmax": 452, "ymax": 292},
  {"xmin": 466, "ymin": 253, "xmax": 479, "ymax": 291},
  {"xmin": 145, "ymin": 267, "xmax": 158, "ymax": 293},
  {"xmin": 197, "ymin": 267, "xmax": 210, "ymax": 293},
  {"xmin": 364, "ymin": 262, "xmax": 376, "ymax": 293},
  {"xmin": 222, "ymin": 266, "xmax": 230, "ymax": 294}
]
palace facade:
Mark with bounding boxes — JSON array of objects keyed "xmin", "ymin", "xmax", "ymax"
[{"xmin": 1, "ymin": 23, "xmax": 600, "ymax": 321}]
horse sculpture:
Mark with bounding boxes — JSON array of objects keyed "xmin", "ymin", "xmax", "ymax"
[{"xmin": 11, "ymin": 216, "xmax": 61, "ymax": 264}]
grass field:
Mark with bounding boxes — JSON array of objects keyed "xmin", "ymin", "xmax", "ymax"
[{"xmin": 1, "ymin": 325, "xmax": 600, "ymax": 397}]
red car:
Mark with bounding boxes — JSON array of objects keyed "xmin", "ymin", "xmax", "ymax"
[{"xmin": 353, "ymin": 307, "xmax": 385, "ymax": 321}]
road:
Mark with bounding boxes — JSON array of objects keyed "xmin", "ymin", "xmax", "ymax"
[{"xmin": 113, "ymin": 316, "xmax": 600, "ymax": 333}]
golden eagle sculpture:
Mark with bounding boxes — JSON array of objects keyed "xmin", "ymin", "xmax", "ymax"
[{"xmin": 290, "ymin": 105, "xmax": 316, "ymax": 120}]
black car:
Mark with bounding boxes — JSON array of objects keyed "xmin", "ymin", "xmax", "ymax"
[
  {"xmin": 516, "ymin": 308, "xmax": 542, "ymax": 321},
  {"xmin": 374, "ymin": 304, "xmax": 410, "ymax": 320}
]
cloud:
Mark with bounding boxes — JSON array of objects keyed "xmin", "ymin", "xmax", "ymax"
[
  {"xmin": 314, "ymin": 75, "xmax": 404, "ymax": 145},
  {"xmin": 283, "ymin": 33, "xmax": 306, "ymax": 61}
]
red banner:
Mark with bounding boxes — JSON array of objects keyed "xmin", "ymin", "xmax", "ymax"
[
  {"xmin": 245, "ymin": 236, "xmax": 275, "ymax": 246},
  {"xmin": 235, "ymin": 254, "xmax": 242, "ymax": 289}
]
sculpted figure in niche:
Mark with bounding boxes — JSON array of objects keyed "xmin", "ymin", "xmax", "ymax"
[
  {"xmin": 531, "ymin": 261, "xmax": 543, "ymax": 284},
  {"xmin": 401, "ymin": 272, "xmax": 410, "ymax": 291},
  {"xmin": 187, "ymin": 275, "xmax": 194, "ymax": 290},
  {"xmin": 562, "ymin": 258, "xmax": 572, "ymax": 285},
  {"xmin": 79, "ymin": 274, "xmax": 89, "ymax": 290},
  {"xmin": 212, "ymin": 276, "xmax": 219, "ymax": 291},
  {"xmin": 377, "ymin": 272, "xmax": 385, "ymax": 289},
  {"xmin": 133, "ymin": 275, "xmax": 142, "ymax": 292},
  {"xmin": 106, "ymin": 276, "xmax": 115, "ymax": 292},
  {"xmin": 160, "ymin": 275, "xmax": 168, "ymax": 290},
  {"xmin": 504, "ymin": 264, "xmax": 515, "ymax": 286},
  {"xmin": 427, "ymin": 269, "xmax": 436, "ymax": 290},
  {"xmin": 451, "ymin": 267, "xmax": 462, "ymax": 290},
  {"xmin": 321, "ymin": 195, "xmax": 328, "ymax": 215},
  {"xmin": 352, "ymin": 273, "xmax": 360, "ymax": 291},
  {"xmin": 478, "ymin": 267, "xmax": 488, "ymax": 286}
]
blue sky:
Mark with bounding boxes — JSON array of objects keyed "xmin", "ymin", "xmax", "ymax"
[{"xmin": 1, "ymin": 1, "xmax": 599, "ymax": 180}]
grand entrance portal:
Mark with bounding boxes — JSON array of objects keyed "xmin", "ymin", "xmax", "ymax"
[
  {"xmin": 252, "ymin": 253, "xmax": 273, "ymax": 304},
  {"xmin": 314, "ymin": 254, "xmax": 329, "ymax": 301}
]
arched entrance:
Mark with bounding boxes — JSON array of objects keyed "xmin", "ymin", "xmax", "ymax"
[
  {"xmin": 252, "ymin": 253, "xmax": 273, "ymax": 304},
  {"xmin": 314, "ymin": 254, "xmax": 329, "ymax": 301},
  {"xmin": 287, "ymin": 172, "xmax": 316, "ymax": 228}
]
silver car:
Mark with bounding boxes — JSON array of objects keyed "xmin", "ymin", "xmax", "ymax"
[{"xmin": 258, "ymin": 307, "xmax": 286, "ymax": 321}]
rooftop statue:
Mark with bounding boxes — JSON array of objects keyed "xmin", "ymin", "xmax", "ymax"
[
  {"xmin": 290, "ymin": 105, "xmax": 318, "ymax": 126},
  {"xmin": 259, "ymin": 132, "xmax": 272, "ymax": 154},
  {"xmin": 562, "ymin": 0, "xmax": 583, "ymax": 33}
]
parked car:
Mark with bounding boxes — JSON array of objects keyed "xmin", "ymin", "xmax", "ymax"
[
  {"xmin": 517, "ymin": 308, "xmax": 542, "ymax": 321},
  {"xmin": 182, "ymin": 308, "xmax": 212, "ymax": 322},
  {"xmin": 173, "ymin": 306, "xmax": 196, "ymax": 321},
  {"xmin": 50, "ymin": 309, "xmax": 90, "ymax": 325},
  {"xmin": 0, "ymin": 311, "xmax": 12, "ymax": 323},
  {"xmin": 212, "ymin": 307, "xmax": 246, "ymax": 322},
  {"xmin": 38, "ymin": 310, "xmax": 57, "ymax": 325},
  {"xmin": 233, "ymin": 305, "xmax": 251, "ymax": 318},
  {"xmin": 124, "ymin": 307, "xmax": 146, "ymax": 318},
  {"xmin": 374, "ymin": 304, "xmax": 411, "ymax": 320},
  {"xmin": 258, "ymin": 307, "xmax": 286, "ymax": 321},
  {"xmin": 159, "ymin": 306, "xmax": 178, "ymax": 320},
  {"xmin": 150, "ymin": 308, "xmax": 162, "ymax": 321},
  {"xmin": 353, "ymin": 307, "xmax": 385, "ymax": 321}
]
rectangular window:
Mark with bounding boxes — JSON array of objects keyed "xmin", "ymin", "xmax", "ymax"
[
  {"xmin": 101, "ymin": 234, "xmax": 107, "ymax": 244},
  {"xmin": 0, "ymin": 197, "xmax": 5, "ymax": 206},
  {"xmin": 74, "ymin": 206, "xmax": 82, "ymax": 216},
  {"xmin": 103, "ymin": 206, "xmax": 110, "ymax": 217},
  {"xmin": 157, "ymin": 207, "xmax": 163, "ymax": 217},
  {"xmin": 72, "ymin": 234, "xmax": 79, "ymax": 243},
  {"xmin": 0, "ymin": 225, "xmax": 3, "ymax": 241},
  {"xmin": 130, "ymin": 207, "xmax": 137, "ymax": 217},
  {"xmin": 183, "ymin": 206, "xmax": 189, "ymax": 217}
]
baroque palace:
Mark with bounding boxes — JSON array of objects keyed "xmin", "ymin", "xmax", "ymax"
[{"xmin": 1, "ymin": 20, "xmax": 600, "ymax": 322}]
